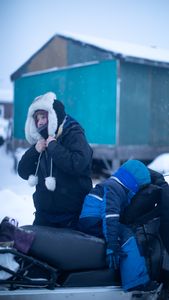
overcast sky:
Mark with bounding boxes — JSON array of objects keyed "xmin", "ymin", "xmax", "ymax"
[{"xmin": 1, "ymin": 0, "xmax": 169, "ymax": 92}]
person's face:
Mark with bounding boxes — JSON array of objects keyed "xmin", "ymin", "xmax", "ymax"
[{"xmin": 36, "ymin": 113, "xmax": 48, "ymax": 128}]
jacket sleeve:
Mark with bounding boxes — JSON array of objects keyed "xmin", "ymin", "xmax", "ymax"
[
  {"xmin": 120, "ymin": 184, "xmax": 162, "ymax": 225},
  {"xmin": 47, "ymin": 130, "xmax": 93, "ymax": 175},
  {"xmin": 17, "ymin": 146, "xmax": 40, "ymax": 180},
  {"xmin": 120, "ymin": 169, "xmax": 168, "ymax": 226},
  {"xmin": 149, "ymin": 168, "xmax": 168, "ymax": 187},
  {"xmin": 102, "ymin": 183, "xmax": 127, "ymax": 251}
]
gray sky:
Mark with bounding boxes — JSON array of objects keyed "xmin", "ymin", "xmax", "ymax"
[{"xmin": 1, "ymin": 0, "xmax": 169, "ymax": 91}]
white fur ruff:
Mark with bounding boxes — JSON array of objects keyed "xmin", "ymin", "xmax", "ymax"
[
  {"xmin": 28, "ymin": 175, "xmax": 38, "ymax": 187},
  {"xmin": 45, "ymin": 176, "xmax": 56, "ymax": 191},
  {"xmin": 25, "ymin": 92, "xmax": 58, "ymax": 145}
]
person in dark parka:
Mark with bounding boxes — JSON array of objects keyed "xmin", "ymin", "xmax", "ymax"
[{"xmin": 18, "ymin": 92, "xmax": 93, "ymax": 228}]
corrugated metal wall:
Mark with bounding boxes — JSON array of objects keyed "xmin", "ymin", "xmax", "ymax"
[
  {"xmin": 14, "ymin": 60, "xmax": 117, "ymax": 145},
  {"xmin": 119, "ymin": 62, "xmax": 169, "ymax": 146},
  {"xmin": 120, "ymin": 62, "xmax": 150, "ymax": 145},
  {"xmin": 150, "ymin": 67, "xmax": 169, "ymax": 146}
]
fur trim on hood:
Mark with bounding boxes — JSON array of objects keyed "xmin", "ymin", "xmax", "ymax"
[
  {"xmin": 25, "ymin": 92, "xmax": 58, "ymax": 145},
  {"xmin": 25, "ymin": 92, "xmax": 67, "ymax": 191}
]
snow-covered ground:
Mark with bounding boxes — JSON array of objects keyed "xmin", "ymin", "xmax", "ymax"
[
  {"xmin": 0, "ymin": 117, "xmax": 9, "ymax": 140},
  {"xmin": 0, "ymin": 143, "xmax": 169, "ymax": 227},
  {"xmin": 0, "ymin": 145, "xmax": 34, "ymax": 225}
]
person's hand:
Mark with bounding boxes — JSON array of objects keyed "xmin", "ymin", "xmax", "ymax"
[
  {"xmin": 106, "ymin": 247, "xmax": 127, "ymax": 270},
  {"xmin": 106, "ymin": 248, "xmax": 120, "ymax": 270},
  {"xmin": 46, "ymin": 136, "xmax": 56, "ymax": 147},
  {"xmin": 35, "ymin": 139, "xmax": 46, "ymax": 153}
]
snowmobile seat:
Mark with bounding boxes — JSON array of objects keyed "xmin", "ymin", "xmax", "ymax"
[
  {"xmin": 22, "ymin": 225, "xmax": 107, "ymax": 271},
  {"xmin": 0, "ymin": 226, "xmax": 120, "ymax": 290},
  {"xmin": 21, "ymin": 225, "xmax": 120, "ymax": 287}
]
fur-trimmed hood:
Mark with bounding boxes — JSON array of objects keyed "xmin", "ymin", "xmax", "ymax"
[{"xmin": 25, "ymin": 92, "xmax": 64, "ymax": 145}]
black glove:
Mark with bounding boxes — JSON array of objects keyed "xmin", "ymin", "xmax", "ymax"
[{"xmin": 38, "ymin": 124, "xmax": 48, "ymax": 139}]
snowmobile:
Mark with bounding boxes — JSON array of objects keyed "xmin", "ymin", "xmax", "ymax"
[{"xmin": 0, "ymin": 218, "xmax": 165, "ymax": 300}]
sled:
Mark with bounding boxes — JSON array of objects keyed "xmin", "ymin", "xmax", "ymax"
[{"xmin": 0, "ymin": 221, "xmax": 164, "ymax": 299}]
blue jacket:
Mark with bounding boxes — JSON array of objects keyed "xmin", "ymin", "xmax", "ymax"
[
  {"xmin": 79, "ymin": 176, "xmax": 150, "ymax": 291},
  {"xmin": 79, "ymin": 176, "xmax": 133, "ymax": 250}
]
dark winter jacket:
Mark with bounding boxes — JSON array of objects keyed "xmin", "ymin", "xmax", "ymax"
[
  {"xmin": 120, "ymin": 169, "xmax": 167, "ymax": 225},
  {"xmin": 151, "ymin": 169, "xmax": 169, "ymax": 254},
  {"xmin": 120, "ymin": 168, "xmax": 169, "ymax": 254},
  {"xmin": 18, "ymin": 114, "xmax": 93, "ymax": 222}
]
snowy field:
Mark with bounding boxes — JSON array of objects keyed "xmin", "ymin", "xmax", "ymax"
[
  {"xmin": 0, "ymin": 145, "xmax": 34, "ymax": 225},
  {"xmin": 0, "ymin": 143, "xmax": 169, "ymax": 227}
]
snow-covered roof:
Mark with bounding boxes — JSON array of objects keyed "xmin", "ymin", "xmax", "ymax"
[
  {"xmin": 0, "ymin": 89, "xmax": 13, "ymax": 103},
  {"xmin": 11, "ymin": 32, "xmax": 169, "ymax": 82},
  {"xmin": 62, "ymin": 32, "xmax": 169, "ymax": 65}
]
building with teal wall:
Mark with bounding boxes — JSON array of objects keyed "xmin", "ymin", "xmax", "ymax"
[{"xmin": 11, "ymin": 34, "xmax": 169, "ymax": 168}]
